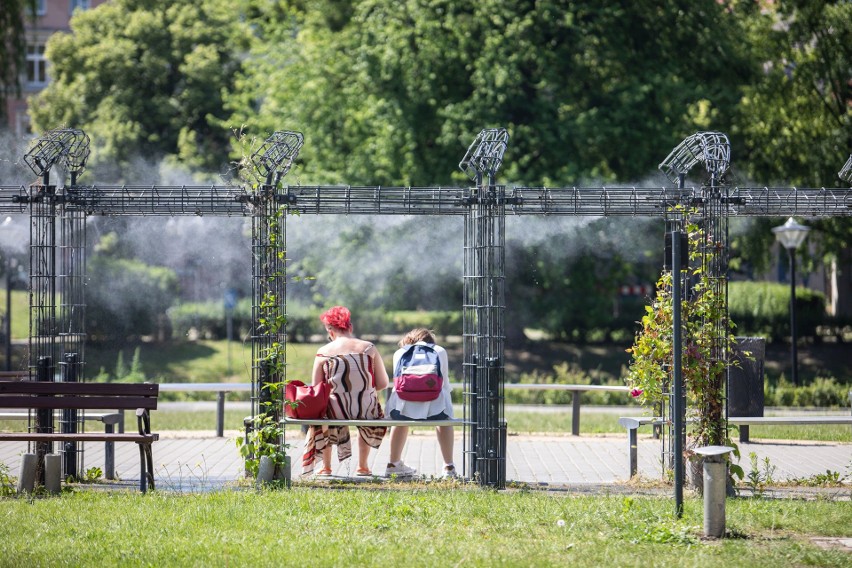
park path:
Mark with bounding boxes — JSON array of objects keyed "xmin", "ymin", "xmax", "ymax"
[{"xmin": 2, "ymin": 430, "xmax": 850, "ymax": 491}]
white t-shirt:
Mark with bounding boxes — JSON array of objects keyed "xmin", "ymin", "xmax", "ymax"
[{"xmin": 385, "ymin": 341, "xmax": 454, "ymax": 420}]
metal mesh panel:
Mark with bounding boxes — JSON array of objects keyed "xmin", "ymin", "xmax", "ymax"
[
  {"xmin": 462, "ymin": 180, "xmax": 507, "ymax": 488},
  {"xmin": 250, "ymin": 186, "xmax": 287, "ymax": 420},
  {"xmin": 29, "ymin": 182, "xmax": 57, "ymax": 377}
]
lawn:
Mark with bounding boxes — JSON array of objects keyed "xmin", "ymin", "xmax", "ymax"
[{"xmin": 1, "ymin": 489, "xmax": 851, "ymax": 566}]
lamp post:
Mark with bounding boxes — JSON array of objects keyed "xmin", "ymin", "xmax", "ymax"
[{"xmin": 771, "ymin": 217, "xmax": 810, "ymax": 387}]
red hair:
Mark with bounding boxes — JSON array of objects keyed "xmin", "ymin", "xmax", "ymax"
[{"xmin": 320, "ymin": 306, "xmax": 352, "ymax": 332}]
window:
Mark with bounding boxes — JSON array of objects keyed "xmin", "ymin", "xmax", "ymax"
[
  {"xmin": 29, "ymin": 0, "xmax": 46, "ymax": 16},
  {"xmin": 70, "ymin": 0, "xmax": 90, "ymax": 12},
  {"xmin": 26, "ymin": 44, "xmax": 47, "ymax": 87}
]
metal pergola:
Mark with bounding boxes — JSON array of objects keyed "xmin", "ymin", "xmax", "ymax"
[{"xmin": 1, "ymin": 127, "xmax": 850, "ymax": 488}]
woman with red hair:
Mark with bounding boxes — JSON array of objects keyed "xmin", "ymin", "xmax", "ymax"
[{"xmin": 302, "ymin": 306, "xmax": 389, "ymax": 476}]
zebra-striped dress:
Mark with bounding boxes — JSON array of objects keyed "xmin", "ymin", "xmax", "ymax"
[{"xmin": 301, "ymin": 350, "xmax": 387, "ymax": 473}]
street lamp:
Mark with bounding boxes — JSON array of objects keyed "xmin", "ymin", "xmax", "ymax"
[{"xmin": 771, "ymin": 217, "xmax": 810, "ymax": 387}]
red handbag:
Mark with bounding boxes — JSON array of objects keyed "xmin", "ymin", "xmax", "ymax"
[{"xmin": 284, "ymin": 380, "xmax": 331, "ymax": 419}]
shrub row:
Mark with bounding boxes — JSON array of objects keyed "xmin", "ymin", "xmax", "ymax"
[
  {"xmin": 166, "ymin": 301, "xmax": 462, "ymax": 342},
  {"xmin": 764, "ymin": 377, "xmax": 850, "ymax": 408},
  {"xmin": 728, "ymin": 281, "xmax": 826, "ymax": 342}
]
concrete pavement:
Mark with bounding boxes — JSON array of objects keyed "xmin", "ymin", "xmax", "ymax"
[{"xmin": 2, "ymin": 428, "xmax": 850, "ymax": 492}]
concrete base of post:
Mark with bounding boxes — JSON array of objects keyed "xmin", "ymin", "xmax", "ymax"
[
  {"xmin": 275, "ymin": 456, "xmax": 291, "ymax": 489},
  {"xmin": 256, "ymin": 455, "xmax": 275, "ymax": 487},
  {"xmin": 16, "ymin": 453, "xmax": 37, "ymax": 494},
  {"xmin": 45, "ymin": 454, "xmax": 61, "ymax": 494}
]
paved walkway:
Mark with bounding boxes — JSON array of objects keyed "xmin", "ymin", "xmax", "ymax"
[{"xmin": 2, "ymin": 430, "xmax": 850, "ymax": 491}]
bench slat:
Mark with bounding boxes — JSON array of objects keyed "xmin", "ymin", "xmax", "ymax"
[
  {"xmin": 0, "ymin": 382, "xmax": 158, "ymax": 396},
  {"xmin": 0, "ymin": 397, "xmax": 157, "ymax": 410},
  {"xmin": 282, "ymin": 418, "xmax": 462, "ymax": 427},
  {"xmin": 729, "ymin": 416, "xmax": 852, "ymax": 425},
  {"xmin": 0, "ymin": 433, "xmax": 158, "ymax": 442}
]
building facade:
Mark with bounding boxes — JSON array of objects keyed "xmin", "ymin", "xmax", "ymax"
[{"xmin": 3, "ymin": 0, "xmax": 108, "ymax": 136}]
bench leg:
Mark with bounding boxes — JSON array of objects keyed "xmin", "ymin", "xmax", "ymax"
[
  {"xmin": 571, "ymin": 392, "xmax": 581, "ymax": 436},
  {"xmin": 628, "ymin": 428, "xmax": 638, "ymax": 478},
  {"xmin": 137, "ymin": 442, "xmax": 154, "ymax": 492},
  {"xmin": 104, "ymin": 423, "xmax": 116, "ymax": 480},
  {"xmin": 739, "ymin": 425, "xmax": 750, "ymax": 444},
  {"xmin": 216, "ymin": 391, "xmax": 225, "ymax": 438}
]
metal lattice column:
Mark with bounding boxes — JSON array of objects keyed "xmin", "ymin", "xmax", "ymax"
[
  {"xmin": 249, "ymin": 186, "xmax": 288, "ymax": 421},
  {"xmin": 462, "ymin": 187, "xmax": 507, "ymax": 487},
  {"xmin": 58, "ymin": 206, "xmax": 87, "ymax": 478}
]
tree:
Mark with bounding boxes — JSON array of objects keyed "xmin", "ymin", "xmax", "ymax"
[
  {"xmin": 28, "ymin": 0, "xmax": 249, "ymax": 174},
  {"xmin": 85, "ymin": 232, "xmax": 179, "ymax": 342},
  {"xmin": 228, "ymin": 0, "xmax": 754, "ymax": 185},
  {"xmin": 730, "ymin": 1, "xmax": 851, "ymax": 311},
  {"xmin": 0, "ymin": 0, "xmax": 36, "ymax": 121}
]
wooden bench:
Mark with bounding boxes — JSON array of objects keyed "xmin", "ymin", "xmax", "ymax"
[
  {"xmin": 0, "ymin": 381, "xmax": 159, "ymax": 492},
  {"xmin": 273, "ymin": 417, "xmax": 463, "ymax": 483}
]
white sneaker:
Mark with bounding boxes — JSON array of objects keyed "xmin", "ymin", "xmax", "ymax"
[
  {"xmin": 384, "ymin": 461, "xmax": 417, "ymax": 477},
  {"xmin": 441, "ymin": 465, "xmax": 458, "ymax": 479}
]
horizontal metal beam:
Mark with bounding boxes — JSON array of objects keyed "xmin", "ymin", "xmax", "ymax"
[
  {"xmin": 281, "ymin": 185, "xmax": 470, "ymax": 215},
  {"xmin": 505, "ymin": 186, "xmax": 851, "ymax": 217},
  {"xmin": 2, "ymin": 184, "xmax": 849, "ymax": 217}
]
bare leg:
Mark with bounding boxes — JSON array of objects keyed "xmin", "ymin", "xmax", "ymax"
[
  {"xmin": 436, "ymin": 426, "xmax": 454, "ymax": 465},
  {"xmin": 358, "ymin": 436, "xmax": 371, "ymax": 470},
  {"xmin": 322, "ymin": 446, "xmax": 332, "ymax": 470},
  {"xmin": 388, "ymin": 426, "xmax": 410, "ymax": 463}
]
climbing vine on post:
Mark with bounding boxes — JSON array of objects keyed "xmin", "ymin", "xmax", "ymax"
[
  {"xmin": 627, "ymin": 215, "xmax": 741, "ymax": 462},
  {"xmin": 233, "ymin": 130, "xmax": 305, "ymax": 480}
]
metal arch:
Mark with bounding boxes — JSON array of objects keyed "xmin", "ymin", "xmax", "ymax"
[
  {"xmin": 247, "ymin": 131, "xmax": 305, "ymax": 186},
  {"xmin": 839, "ymin": 154, "xmax": 852, "ymax": 185},
  {"xmin": 23, "ymin": 128, "xmax": 90, "ymax": 179},
  {"xmin": 658, "ymin": 131, "xmax": 730, "ymax": 183},
  {"xmin": 459, "ymin": 128, "xmax": 510, "ymax": 182}
]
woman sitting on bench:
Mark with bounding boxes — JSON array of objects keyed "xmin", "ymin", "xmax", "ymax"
[{"xmin": 302, "ymin": 306, "xmax": 390, "ymax": 477}]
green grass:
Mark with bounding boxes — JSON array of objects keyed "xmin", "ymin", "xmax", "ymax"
[
  {"xmin": 0, "ymin": 289, "xmax": 29, "ymax": 340},
  {"xmin": 1, "ymin": 489, "xmax": 851, "ymax": 566},
  {"xmin": 84, "ymin": 340, "xmax": 388, "ymax": 385}
]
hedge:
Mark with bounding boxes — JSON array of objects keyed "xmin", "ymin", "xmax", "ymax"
[
  {"xmin": 167, "ymin": 301, "xmax": 462, "ymax": 342},
  {"xmin": 728, "ymin": 281, "xmax": 826, "ymax": 342}
]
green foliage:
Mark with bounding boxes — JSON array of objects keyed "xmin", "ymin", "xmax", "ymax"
[
  {"xmin": 0, "ymin": 1, "xmax": 37, "ymax": 117},
  {"xmin": 735, "ymin": 1, "xmax": 852, "ymax": 187},
  {"xmin": 764, "ymin": 375, "xmax": 849, "ymax": 407},
  {"xmin": 741, "ymin": 452, "xmax": 776, "ymax": 496},
  {"xmin": 83, "ymin": 467, "xmax": 103, "ymax": 483},
  {"xmin": 229, "ymin": 0, "xmax": 752, "ymax": 185},
  {"xmin": 236, "ymin": 382, "xmax": 288, "ymax": 478},
  {"xmin": 0, "ymin": 461, "xmax": 16, "ymax": 496},
  {"xmin": 29, "ymin": 0, "xmax": 249, "ymax": 174},
  {"xmin": 627, "ymin": 217, "xmax": 735, "ymax": 448},
  {"xmin": 85, "ymin": 249, "xmax": 178, "ymax": 343},
  {"xmin": 729, "ymin": 281, "xmax": 826, "ymax": 342}
]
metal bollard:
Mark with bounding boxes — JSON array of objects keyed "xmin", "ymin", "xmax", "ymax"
[{"xmin": 694, "ymin": 446, "xmax": 735, "ymax": 538}]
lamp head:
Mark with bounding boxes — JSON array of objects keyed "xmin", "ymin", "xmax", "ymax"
[{"xmin": 771, "ymin": 217, "xmax": 810, "ymax": 250}]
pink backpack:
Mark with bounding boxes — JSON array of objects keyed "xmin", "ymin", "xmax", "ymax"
[{"xmin": 393, "ymin": 344, "xmax": 443, "ymax": 402}]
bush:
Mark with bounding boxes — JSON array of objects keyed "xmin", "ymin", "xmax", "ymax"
[
  {"xmin": 729, "ymin": 281, "xmax": 826, "ymax": 342},
  {"xmin": 764, "ymin": 376, "xmax": 849, "ymax": 408},
  {"xmin": 86, "ymin": 256, "xmax": 178, "ymax": 342},
  {"xmin": 167, "ymin": 299, "xmax": 318, "ymax": 342}
]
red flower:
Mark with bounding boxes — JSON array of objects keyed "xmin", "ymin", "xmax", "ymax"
[{"xmin": 630, "ymin": 388, "xmax": 643, "ymax": 398}]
